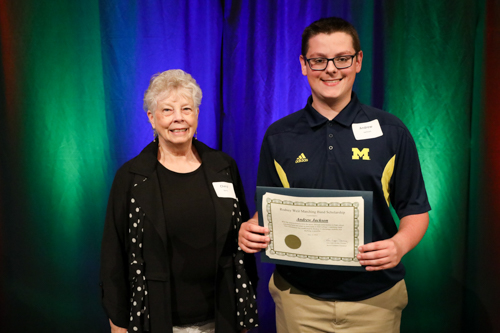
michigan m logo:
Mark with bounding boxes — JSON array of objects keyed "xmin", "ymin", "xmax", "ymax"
[{"xmin": 352, "ymin": 148, "xmax": 370, "ymax": 160}]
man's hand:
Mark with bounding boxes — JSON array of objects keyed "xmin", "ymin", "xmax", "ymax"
[
  {"xmin": 357, "ymin": 238, "xmax": 404, "ymax": 271},
  {"xmin": 238, "ymin": 212, "xmax": 270, "ymax": 253},
  {"xmin": 109, "ymin": 319, "xmax": 127, "ymax": 333},
  {"xmin": 357, "ymin": 212, "xmax": 429, "ymax": 271}
]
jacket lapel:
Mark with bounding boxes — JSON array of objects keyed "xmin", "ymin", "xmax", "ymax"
[
  {"xmin": 194, "ymin": 141, "xmax": 235, "ymax": 263},
  {"xmin": 132, "ymin": 171, "xmax": 168, "ymax": 248},
  {"xmin": 129, "ymin": 141, "xmax": 168, "ymax": 248}
]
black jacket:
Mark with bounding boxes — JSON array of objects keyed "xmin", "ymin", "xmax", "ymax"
[{"xmin": 100, "ymin": 139, "xmax": 258, "ymax": 332}]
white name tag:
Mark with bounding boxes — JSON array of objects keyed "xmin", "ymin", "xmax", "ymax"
[
  {"xmin": 212, "ymin": 182, "xmax": 237, "ymax": 199},
  {"xmin": 352, "ymin": 119, "xmax": 383, "ymax": 140}
]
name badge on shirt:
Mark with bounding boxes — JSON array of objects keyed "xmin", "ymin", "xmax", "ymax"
[
  {"xmin": 212, "ymin": 182, "xmax": 237, "ymax": 199},
  {"xmin": 352, "ymin": 119, "xmax": 383, "ymax": 140}
]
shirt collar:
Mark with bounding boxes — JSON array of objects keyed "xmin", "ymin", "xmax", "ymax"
[{"xmin": 305, "ymin": 92, "xmax": 362, "ymax": 128}]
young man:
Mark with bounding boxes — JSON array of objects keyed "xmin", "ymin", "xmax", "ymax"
[{"xmin": 238, "ymin": 17, "xmax": 431, "ymax": 333}]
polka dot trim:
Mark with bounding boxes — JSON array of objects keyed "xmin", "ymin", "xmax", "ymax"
[
  {"xmin": 233, "ymin": 198, "xmax": 259, "ymax": 329},
  {"xmin": 128, "ymin": 192, "xmax": 150, "ymax": 333}
]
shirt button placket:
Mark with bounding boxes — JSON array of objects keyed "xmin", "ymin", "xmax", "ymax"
[{"xmin": 327, "ymin": 122, "xmax": 335, "ymax": 155}]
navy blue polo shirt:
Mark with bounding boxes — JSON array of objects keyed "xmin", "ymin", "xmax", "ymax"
[{"xmin": 257, "ymin": 93, "xmax": 431, "ymax": 301}]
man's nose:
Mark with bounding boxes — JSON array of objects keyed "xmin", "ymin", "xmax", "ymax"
[{"xmin": 325, "ymin": 59, "xmax": 338, "ymax": 72}]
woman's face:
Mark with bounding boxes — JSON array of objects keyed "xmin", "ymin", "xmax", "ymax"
[{"xmin": 147, "ymin": 89, "xmax": 198, "ymax": 149}]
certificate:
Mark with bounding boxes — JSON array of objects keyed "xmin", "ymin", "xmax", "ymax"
[{"xmin": 257, "ymin": 187, "xmax": 373, "ymax": 271}]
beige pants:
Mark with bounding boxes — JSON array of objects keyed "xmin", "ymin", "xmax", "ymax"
[{"xmin": 269, "ymin": 272, "xmax": 408, "ymax": 333}]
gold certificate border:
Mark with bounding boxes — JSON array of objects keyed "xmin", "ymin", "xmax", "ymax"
[{"xmin": 266, "ymin": 198, "xmax": 360, "ymax": 262}]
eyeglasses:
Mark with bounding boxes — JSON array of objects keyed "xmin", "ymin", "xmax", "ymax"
[{"xmin": 305, "ymin": 53, "xmax": 358, "ymax": 71}]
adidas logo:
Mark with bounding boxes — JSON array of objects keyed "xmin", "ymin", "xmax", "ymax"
[{"xmin": 295, "ymin": 153, "xmax": 309, "ymax": 163}]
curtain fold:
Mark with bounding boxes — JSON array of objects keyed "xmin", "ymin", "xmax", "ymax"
[{"xmin": 466, "ymin": 0, "xmax": 500, "ymax": 330}]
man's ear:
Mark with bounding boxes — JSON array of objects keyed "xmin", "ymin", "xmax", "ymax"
[
  {"xmin": 355, "ymin": 50, "xmax": 363, "ymax": 73},
  {"xmin": 299, "ymin": 55, "xmax": 308, "ymax": 76}
]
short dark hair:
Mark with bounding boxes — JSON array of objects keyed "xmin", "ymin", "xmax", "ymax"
[{"xmin": 301, "ymin": 17, "xmax": 361, "ymax": 57}]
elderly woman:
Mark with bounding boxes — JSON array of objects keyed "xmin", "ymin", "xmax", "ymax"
[{"xmin": 100, "ymin": 69, "xmax": 258, "ymax": 333}]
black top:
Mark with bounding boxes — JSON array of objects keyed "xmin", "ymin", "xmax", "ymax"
[
  {"xmin": 257, "ymin": 93, "xmax": 431, "ymax": 301},
  {"xmin": 157, "ymin": 162, "xmax": 216, "ymax": 325}
]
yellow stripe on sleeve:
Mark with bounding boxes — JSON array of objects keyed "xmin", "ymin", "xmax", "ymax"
[
  {"xmin": 274, "ymin": 160, "xmax": 290, "ymax": 188},
  {"xmin": 381, "ymin": 155, "xmax": 396, "ymax": 206}
]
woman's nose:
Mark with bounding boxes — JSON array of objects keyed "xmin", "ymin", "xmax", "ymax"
[{"xmin": 172, "ymin": 109, "xmax": 184, "ymax": 121}]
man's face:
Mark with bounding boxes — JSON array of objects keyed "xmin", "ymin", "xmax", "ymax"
[{"xmin": 300, "ymin": 32, "xmax": 363, "ymax": 111}]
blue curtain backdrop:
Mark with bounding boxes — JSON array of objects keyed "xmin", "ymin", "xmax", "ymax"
[
  {"xmin": 1, "ymin": 0, "xmax": 498, "ymax": 332},
  {"xmin": 100, "ymin": 0, "xmax": 223, "ymax": 161}
]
